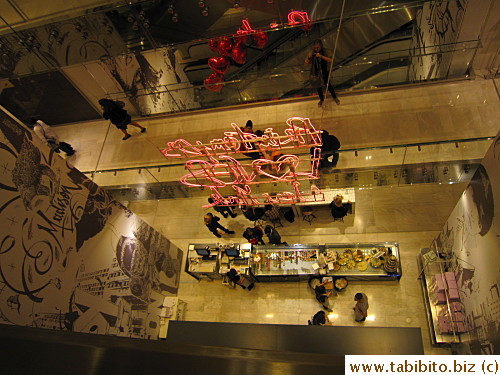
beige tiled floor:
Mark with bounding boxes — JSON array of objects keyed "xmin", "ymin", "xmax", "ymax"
[{"xmin": 126, "ymin": 181, "xmax": 466, "ymax": 355}]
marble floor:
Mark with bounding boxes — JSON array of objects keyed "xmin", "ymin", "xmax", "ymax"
[{"xmin": 126, "ymin": 181, "xmax": 466, "ymax": 355}]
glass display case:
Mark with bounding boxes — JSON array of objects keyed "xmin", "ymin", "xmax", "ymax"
[
  {"xmin": 250, "ymin": 242, "xmax": 401, "ymax": 281},
  {"xmin": 418, "ymin": 247, "xmax": 468, "ymax": 345},
  {"xmin": 250, "ymin": 244, "xmax": 321, "ymax": 281},
  {"xmin": 323, "ymin": 242, "xmax": 402, "ymax": 280}
]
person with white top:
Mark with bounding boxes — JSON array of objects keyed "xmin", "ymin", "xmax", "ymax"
[{"xmin": 29, "ymin": 118, "xmax": 75, "ymax": 156}]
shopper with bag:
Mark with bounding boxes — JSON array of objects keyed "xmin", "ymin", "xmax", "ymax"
[
  {"xmin": 305, "ymin": 39, "xmax": 340, "ymax": 107},
  {"xmin": 29, "ymin": 118, "xmax": 75, "ymax": 156},
  {"xmin": 243, "ymin": 227, "xmax": 265, "ymax": 245},
  {"xmin": 98, "ymin": 98, "xmax": 146, "ymax": 140}
]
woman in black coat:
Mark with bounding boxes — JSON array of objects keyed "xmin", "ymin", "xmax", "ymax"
[{"xmin": 99, "ymin": 98, "xmax": 146, "ymax": 140}]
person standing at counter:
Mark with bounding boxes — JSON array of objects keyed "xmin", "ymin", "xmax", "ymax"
[
  {"xmin": 243, "ymin": 227, "xmax": 265, "ymax": 245},
  {"xmin": 354, "ymin": 292, "xmax": 369, "ymax": 322},
  {"xmin": 329, "ymin": 195, "xmax": 351, "ymax": 220},
  {"xmin": 264, "ymin": 225, "xmax": 286, "ymax": 245},
  {"xmin": 204, "ymin": 213, "xmax": 235, "ymax": 238},
  {"xmin": 227, "ymin": 268, "xmax": 255, "ymax": 291},
  {"xmin": 315, "ymin": 284, "xmax": 333, "ymax": 312}
]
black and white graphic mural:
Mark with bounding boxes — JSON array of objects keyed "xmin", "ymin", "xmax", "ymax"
[
  {"xmin": 0, "ymin": 106, "xmax": 182, "ymax": 339},
  {"xmin": 0, "ymin": 14, "xmax": 126, "ymax": 78},
  {"xmin": 98, "ymin": 48, "xmax": 199, "ymax": 116},
  {"xmin": 409, "ymin": 0, "xmax": 469, "ymax": 81},
  {"xmin": 431, "ymin": 133, "xmax": 499, "ymax": 354}
]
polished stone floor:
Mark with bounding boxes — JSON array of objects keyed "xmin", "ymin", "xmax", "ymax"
[{"xmin": 126, "ymin": 181, "xmax": 466, "ymax": 355}]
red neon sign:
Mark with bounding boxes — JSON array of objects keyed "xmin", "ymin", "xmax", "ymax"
[
  {"xmin": 162, "ymin": 117, "xmax": 325, "ymax": 207},
  {"xmin": 203, "ymin": 183, "xmax": 325, "ymax": 208},
  {"xmin": 288, "ymin": 11, "xmax": 313, "ymax": 31},
  {"xmin": 236, "ymin": 18, "xmax": 256, "ymax": 36},
  {"xmin": 160, "ymin": 117, "xmax": 322, "ymax": 159}
]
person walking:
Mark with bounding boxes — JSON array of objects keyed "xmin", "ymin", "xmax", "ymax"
[
  {"xmin": 98, "ymin": 98, "xmax": 146, "ymax": 140},
  {"xmin": 354, "ymin": 292, "xmax": 369, "ymax": 322},
  {"xmin": 305, "ymin": 39, "xmax": 340, "ymax": 107},
  {"xmin": 29, "ymin": 118, "xmax": 75, "ymax": 156},
  {"xmin": 204, "ymin": 213, "xmax": 234, "ymax": 238}
]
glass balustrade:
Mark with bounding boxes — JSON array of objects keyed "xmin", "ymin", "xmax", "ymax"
[{"xmin": 85, "ymin": 137, "xmax": 494, "ymax": 201}]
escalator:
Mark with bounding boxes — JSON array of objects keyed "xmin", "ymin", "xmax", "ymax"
[{"xmin": 194, "ymin": 4, "xmax": 417, "ymax": 105}]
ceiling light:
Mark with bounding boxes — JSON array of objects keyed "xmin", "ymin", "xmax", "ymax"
[{"xmin": 172, "ymin": 13, "xmax": 179, "ymax": 22}]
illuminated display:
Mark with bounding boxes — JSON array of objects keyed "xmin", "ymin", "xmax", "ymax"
[
  {"xmin": 161, "ymin": 117, "xmax": 322, "ymax": 159},
  {"xmin": 161, "ymin": 117, "xmax": 325, "ymax": 206}
]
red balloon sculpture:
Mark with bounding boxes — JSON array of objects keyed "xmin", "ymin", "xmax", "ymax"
[
  {"xmin": 252, "ymin": 32, "xmax": 268, "ymax": 49},
  {"xmin": 208, "ymin": 56, "xmax": 230, "ymax": 74},
  {"xmin": 231, "ymin": 42, "xmax": 247, "ymax": 64},
  {"xmin": 204, "ymin": 72, "xmax": 224, "ymax": 92},
  {"xmin": 217, "ymin": 37, "xmax": 234, "ymax": 56},
  {"xmin": 208, "ymin": 38, "xmax": 219, "ymax": 53}
]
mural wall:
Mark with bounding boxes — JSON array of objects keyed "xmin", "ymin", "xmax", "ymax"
[
  {"xmin": 409, "ymin": 0, "xmax": 469, "ymax": 81},
  {"xmin": 0, "ymin": 106, "xmax": 183, "ymax": 339},
  {"xmin": 97, "ymin": 48, "xmax": 200, "ymax": 116},
  {"xmin": 431, "ymin": 133, "xmax": 499, "ymax": 354}
]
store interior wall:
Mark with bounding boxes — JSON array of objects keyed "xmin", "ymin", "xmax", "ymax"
[
  {"xmin": 429, "ymin": 132, "xmax": 500, "ymax": 355},
  {"xmin": 0, "ymin": 105, "xmax": 183, "ymax": 339}
]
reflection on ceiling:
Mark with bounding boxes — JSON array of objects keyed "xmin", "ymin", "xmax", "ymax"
[{"xmin": 0, "ymin": 0, "xmax": 478, "ymax": 125}]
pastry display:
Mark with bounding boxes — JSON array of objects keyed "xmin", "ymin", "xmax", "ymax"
[
  {"xmin": 337, "ymin": 257, "xmax": 348, "ymax": 266},
  {"xmin": 384, "ymin": 255, "xmax": 399, "ymax": 273},
  {"xmin": 353, "ymin": 250, "xmax": 364, "ymax": 262},
  {"xmin": 346, "ymin": 259, "xmax": 356, "ymax": 269},
  {"xmin": 357, "ymin": 261, "xmax": 368, "ymax": 271},
  {"xmin": 343, "ymin": 249, "xmax": 353, "ymax": 258},
  {"xmin": 333, "ymin": 262, "xmax": 341, "ymax": 271},
  {"xmin": 370, "ymin": 257, "xmax": 383, "ymax": 268}
]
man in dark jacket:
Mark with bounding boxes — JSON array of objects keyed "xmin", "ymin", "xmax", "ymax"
[
  {"xmin": 311, "ymin": 130, "xmax": 341, "ymax": 168},
  {"xmin": 264, "ymin": 225, "xmax": 286, "ymax": 245}
]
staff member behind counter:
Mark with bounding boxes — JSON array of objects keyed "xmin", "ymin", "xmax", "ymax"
[{"xmin": 226, "ymin": 268, "xmax": 255, "ymax": 291}]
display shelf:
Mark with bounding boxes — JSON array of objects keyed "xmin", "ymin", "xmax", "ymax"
[
  {"xmin": 418, "ymin": 247, "xmax": 468, "ymax": 345},
  {"xmin": 251, "ymin": 244, "xmax": 320, "ymax": 281},
  {"xmin": 249, "ymin": 243, "xmax": 401, "ymax": 281},
  {"xmin": 323, "ymin": 242, "xmax": 402, "ymax": 280}
]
